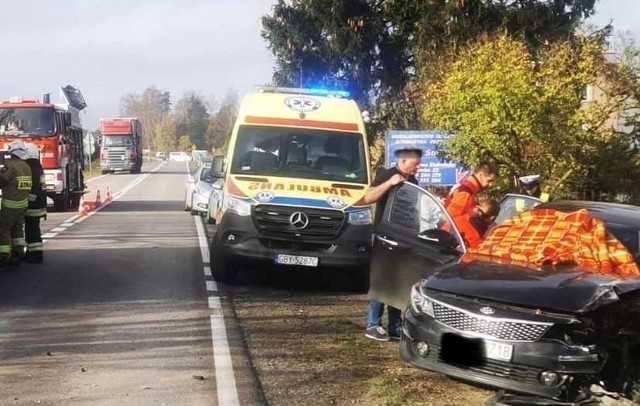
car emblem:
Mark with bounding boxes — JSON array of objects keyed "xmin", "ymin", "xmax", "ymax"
[
  {"xmin": 326, "ymin": 195, "xmax": 345, "ymax": 208},
  {"xmin": 256, "ymin": 190, "xmax": 274, "ymax": 203},
  {"xmin": 284, "ymin": 96, "xmax": 321, "ymax": 113},
  {"xmin": 289, "ymin": 211, "xmax": 309, "ymax": 230},
  {"xmin": 479, "ymin": 306, "xmax": 495, "ymax": 315}
]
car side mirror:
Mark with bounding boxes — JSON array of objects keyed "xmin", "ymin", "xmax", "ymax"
[
  {"xmin": 418, "ymin": 229, "xmax": 458, "ymax": 248},
  {"xmin": 187, "ymin": 176, "xmax": 196, "ymax": 183},
  {"xmin": 212, "ymin": 182, "xmax": 222, "ymax": 190}
]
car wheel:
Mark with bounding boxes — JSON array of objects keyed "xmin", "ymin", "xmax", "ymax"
[
  {"xmin": 184, "ymin": 190, "xmax": 191, "ymax": 211},
  {"xmin": 205, "ymin": 209, "xmax": 215, "ymax": 224},
  {"xmin": 346, "ymin": 266, "xmax": 370, "ymax": 293},
  {"xmin": 190, "ymin": 194, "xmax": 198, "ymax": 215}
]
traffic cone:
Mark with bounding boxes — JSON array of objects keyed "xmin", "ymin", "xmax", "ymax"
[
  {"xmin": 78, "ymin": 195, "xmax": 88, "ymax": 217},
  {"xmin": 95, "ymin": 190, "xmax": 102, "ymax": 207},
  {"xmin": 106, "ymin": 186, "xmax": 112, "ymax": 202}
]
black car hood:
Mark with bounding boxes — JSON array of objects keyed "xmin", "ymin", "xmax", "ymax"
[{"xmin": 424, "ymin": 257, "xmax": 640, "ymax": 313}]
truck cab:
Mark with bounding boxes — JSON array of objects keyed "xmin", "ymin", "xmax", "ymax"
[{"xmin": 99, "ymin": 118, "xmax": 143, "ymax": 174}]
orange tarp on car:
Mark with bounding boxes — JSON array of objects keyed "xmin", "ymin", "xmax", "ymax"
[{"xmin": 467, "ymin": 208, "xmax": 640, "ymax": 279}]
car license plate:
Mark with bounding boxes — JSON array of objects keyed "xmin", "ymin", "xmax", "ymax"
[
  {"xmin": 275, "ymin": 254, "xmax": 318, "ymax": 267},
  {"xmin": 485, "ymin": 340, "xmax": 513, "ymax": 362}
]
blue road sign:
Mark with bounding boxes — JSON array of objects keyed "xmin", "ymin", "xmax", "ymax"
[{"xmin": 385, "ymin": 130, "xmax": 465, "ymax": 186}]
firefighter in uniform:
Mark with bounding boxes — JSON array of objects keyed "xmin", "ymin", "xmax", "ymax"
[
  {"xmin": 23, "ymin": 143, "xmax": 46, "ymax": 263},
  {"xmin": 0, "ymin": 141, "xmax": 32, "ymax": 266}
]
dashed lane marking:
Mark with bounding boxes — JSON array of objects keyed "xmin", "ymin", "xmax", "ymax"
[
  {"xmin": 43, "ymin": 162, "xmax": 165, "ymax": 235},
  {"xmin": 193, "ymin": 179, "xmax": 240, "ymax": 406},
  {"xmin": 205, "ymin": 280, "xmax": 217, "ymax": 292}
]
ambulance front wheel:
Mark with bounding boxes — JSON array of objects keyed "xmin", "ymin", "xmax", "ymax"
[{"xmin": 210, "ymin": 247, "xmax": 239, "ymax": 284}]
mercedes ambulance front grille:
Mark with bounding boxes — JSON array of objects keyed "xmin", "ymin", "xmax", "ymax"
[{"xmin": 253, "ymin": 205, "xmax": 344, "ymax": 240}]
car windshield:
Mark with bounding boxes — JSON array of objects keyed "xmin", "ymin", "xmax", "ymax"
[
  {"xmin": 0, "ymin": 107, "xmax": 56, "ymax": 137},
  {"xmin": 230, "ymin": 125, "xmax": 368, "ymax": 184},
  {"xmin": 608, "ymin": 226, "xmax": 640, "ymax": 260},
  {"xmin": 103, "ymin": 135, "xmax": 133, "ymax": 146}
]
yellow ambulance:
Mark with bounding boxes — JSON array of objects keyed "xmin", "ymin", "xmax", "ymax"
[{"xmin": 210, "ymin": 87, "xmax": 372, "ymax": 289}]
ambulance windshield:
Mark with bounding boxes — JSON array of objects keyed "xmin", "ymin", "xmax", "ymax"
[{"xmin": 231, "ymin": 125, "xmax": 367, "ymax": 184}]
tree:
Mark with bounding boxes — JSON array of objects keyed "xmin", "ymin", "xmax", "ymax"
[
  {"xmin": 174, "ymin": 92, "xmax": 210, "ymax": 149},
  {"xmin": 421, "ymin": 34, "xmax": 638, "ymax": 199},
  {"xmin": 205, "ymin": 89, "xmax": 239, "ymax": 154},
  {"xmin": 261, "ymin": 0, "xmax": 600, "ymax": 164},
  {"xmin": 120, "ymin": 86, "xmax": 171, "ymax": 151},
  {"xmin": 154, "ymin": 114, "xmax": 178, "ymax": 152},
  {"xmin": 178, "ymin": 135, "xmax": 192, "ymax": 152}
]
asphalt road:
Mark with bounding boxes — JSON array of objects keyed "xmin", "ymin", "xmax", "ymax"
[{"xmin": 0, "ymin": 161, "xmax": 258, "ymax": 406}]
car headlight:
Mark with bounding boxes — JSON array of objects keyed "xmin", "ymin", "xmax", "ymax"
[
  {"xmin": 410, "ymin": 283, "xmax": 434, "ymax": 317},
  {"xmin": 348, "ymin": 208, "xmax": 372, "ymax": 225},
  {"xmin": 224, "ymin": 196, "xmax": 251, "ymax": 216}
]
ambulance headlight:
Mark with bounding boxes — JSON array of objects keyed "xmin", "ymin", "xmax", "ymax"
[
  {"xmin": 348, "ymin": 208, "xmax": 372, "ymax": 225},
  {"xmin": 224, "ymin": 196, "xmax": 251, "ymax": 216}
]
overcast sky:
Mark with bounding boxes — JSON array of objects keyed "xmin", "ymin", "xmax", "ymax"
[{"xmin": 0, "ymin": 0, "xmax": 636, "ymax": 131}]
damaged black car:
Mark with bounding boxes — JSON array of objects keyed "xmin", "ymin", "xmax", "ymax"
[{"xmin": 368, "ymin": 182, "xmax": 640, "ymax": 404}]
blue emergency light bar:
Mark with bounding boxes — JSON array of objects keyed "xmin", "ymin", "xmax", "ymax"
[{"xmin": 257, "ymin": 86, "xmax": 350, "ymax": 98}]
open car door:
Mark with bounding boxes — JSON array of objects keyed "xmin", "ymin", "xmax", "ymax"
[
  {"xmin": 495, "ymin": 193, "xmax": 543, "ymax": 224},
  {"xmin": 369, "ymin": 183, "xmax": 466, "ymax": 310}
]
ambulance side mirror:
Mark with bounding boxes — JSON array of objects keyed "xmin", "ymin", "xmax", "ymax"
[{"xmin": 212, "ymin": 155, "xmax": 225, "ymax": 173}]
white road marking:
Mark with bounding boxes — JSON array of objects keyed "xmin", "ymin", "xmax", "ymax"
[
  {"xmin": 208, "ymin": 296, "xmax": 218, "ymax": 309},
  {"xmin": 209, "ymin": 313, "xmax": 239, "ymax": 405},
  {"xmin": 205, "ymin": 280, "xmax": 217, "ymax": 292},
  {"xmin": 43, "ymin": 162, "xmax": 166, "ymax": 238},
  {"xmin": 193, "ymin": 175, "xmax": 239, "ymax": 405},
  {"xmin": 203, "ymin": 266, "xmax": 212, "ymax": 277}
]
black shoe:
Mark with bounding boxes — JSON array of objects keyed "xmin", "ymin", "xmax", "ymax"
[
  {"xmin": 365, "ymin": 326, "xmax": 390, "ymax": 342},
  {"xmin": 25, "ymin": 252, "xmax": 43, "ymax": 264},
  {"xmin": 25, "ymin": 256, "xmax": 43, "ymax": 264},
  {"xmin": 7, "ymin": 257, "xmax": 21, "ymax": 267}
]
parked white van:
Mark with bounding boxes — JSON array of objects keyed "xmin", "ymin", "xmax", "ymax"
[{"xmin": 169, "ymin": 151, "xmax": 191, "ymax": 162}]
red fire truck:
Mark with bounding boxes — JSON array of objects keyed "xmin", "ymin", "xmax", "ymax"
[{"xmin": 0, "ymin": 85, "xmax": 87, "ymax": 211}]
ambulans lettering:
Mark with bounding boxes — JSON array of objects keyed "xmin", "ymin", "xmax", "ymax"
[{"xmin": 246, "ymin": 182, "xmax": 352, "ymax": 197}]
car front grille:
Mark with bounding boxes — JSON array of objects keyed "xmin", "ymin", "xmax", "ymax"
[
  {"xmin": 253, "ymin": 205, "xmax": 344, "ymax": 240},
  {"xmin": 432, "ymin": 301, "xmax": 551, "ymax": 342}
]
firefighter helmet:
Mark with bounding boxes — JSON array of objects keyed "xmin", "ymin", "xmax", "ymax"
[
  {"xmin": 7, "ymin": 141, "xmax": 28, "ymax": 159},
  {"xmin": 23, "ymin": 143, "xmax": 40, "ymax": 160}
]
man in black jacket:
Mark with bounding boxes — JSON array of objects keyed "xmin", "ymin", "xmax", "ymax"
[
  {"xmin": 363, "ymin": 147, "xmax": 422, "ymax": 341},
  {"xmin": 23, "ymin": 144, "xmax": 46, "ymax": 263}
]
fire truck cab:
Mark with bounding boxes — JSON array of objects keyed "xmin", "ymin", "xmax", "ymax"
[{"xmin": 0, "ymin": 85, "xmax": 87, "ymax": 211}]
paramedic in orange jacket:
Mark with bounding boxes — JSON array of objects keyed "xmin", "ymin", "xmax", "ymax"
[
  {"xmin": 454, "ymin": 199, "xmax": 500, "ymax": 248},
  {"xmin": 444, "ymin": 161, "xmax": 499, "ymax": 218}
]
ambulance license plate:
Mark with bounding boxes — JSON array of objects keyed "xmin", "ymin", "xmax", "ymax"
[{"xmin": 275, "ymin": 254, "xmax": 318, "ymax": 267}]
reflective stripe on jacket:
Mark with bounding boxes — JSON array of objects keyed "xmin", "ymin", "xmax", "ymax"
[
  {"xmin": 26, "ymin": 159, "xmax": 47, "ymax": 212},
  {"xmin": 0, "ymin": 158, "xmax": 32, "ymax": 209},
  {"xmin": 26, "ymin": 208, "xmax": 47, "ymax": 218}
]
